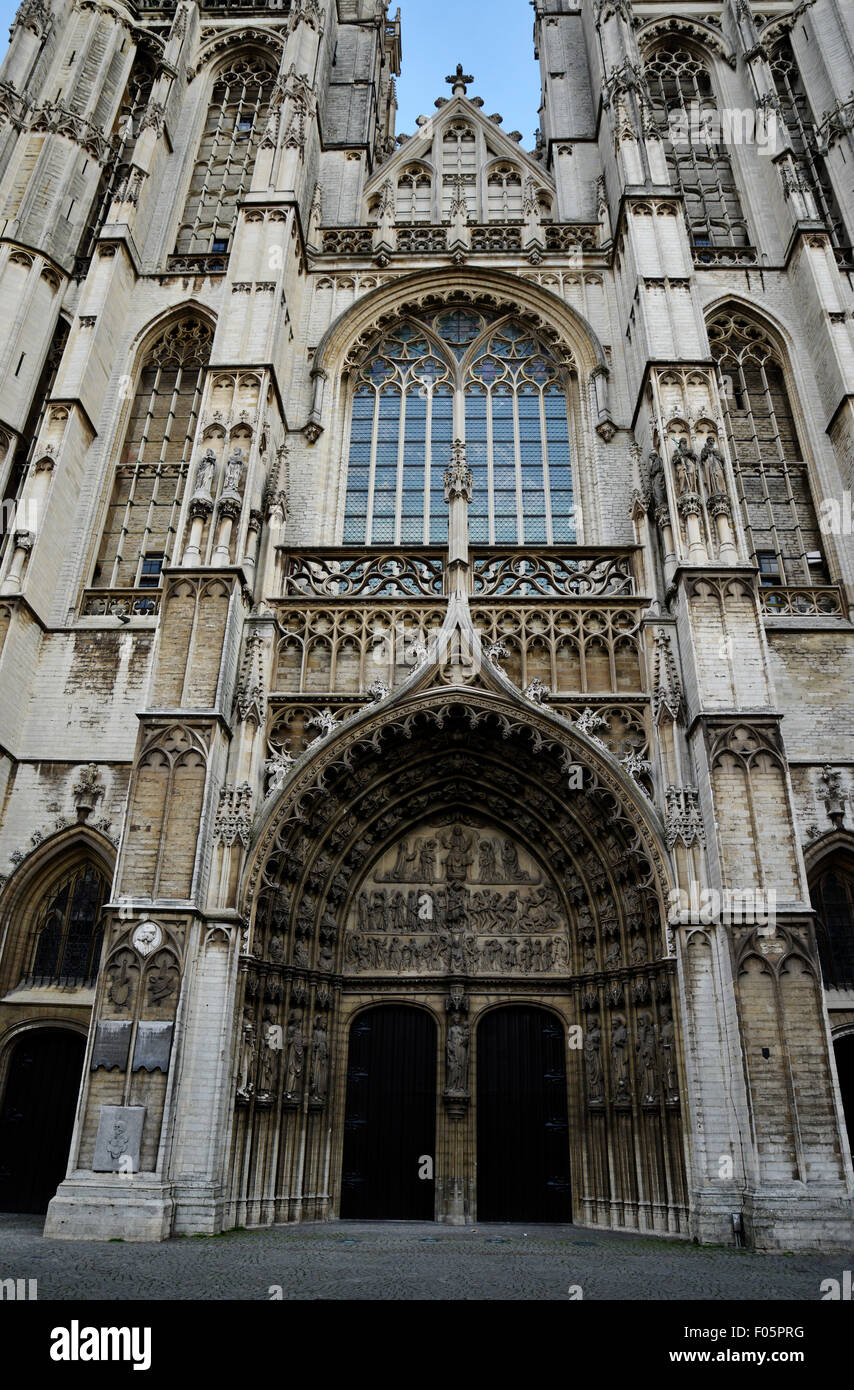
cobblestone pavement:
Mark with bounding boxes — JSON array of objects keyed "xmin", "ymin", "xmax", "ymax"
[{"xmin": 1, "ymin": 1213, "xmax": 851, "ymax": 1300}]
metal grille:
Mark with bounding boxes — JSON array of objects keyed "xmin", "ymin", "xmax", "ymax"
[
  {"xmin": 92, "ymin": 317, "xmax": 212, "ymax": 589},
  {"xmin": 709, "ymin": 311, "xmax": 827, "ymax": 585},
  {"xmin": 175, "ymin": 58, "xmax": 275, "ymax": 255},
  {"xmin": 769, "ymin": 38, "xmax": 848, "ymax": 249},
  {"xmin": 24, "ymin": 862, "xmax": 108, "ymax": 987},
  {"xmin": 646, "ymin": 41, "xmax": 749, "ymax": 249}
]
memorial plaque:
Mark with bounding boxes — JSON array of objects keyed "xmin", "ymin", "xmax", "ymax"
[
  {"xmin": 132, "ymin": 1021, "xmax": 174, "ymax": 1073},
  {"xmin": 93, "ymin": 1105, "xmax": 145, "ymax": 1173},
  {"xmin": 90, "ymin": 1020, "xmax": 132, "ymax": 1072}
]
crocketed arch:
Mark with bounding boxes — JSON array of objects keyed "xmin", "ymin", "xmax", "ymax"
[
  {"xmin": 706, "ymin": 302, "xmax": 829, "ymax": 589},
  {"xmin": 636, "ymin": 16, "xmax": 735, "ymax": 68},
  {"xmin": 642, "ymin": 37, "xmax": 748, "ymax": 252},
  {"xmin": 0, "ymin": 827, "xmax": 115, "ymax": 995}
]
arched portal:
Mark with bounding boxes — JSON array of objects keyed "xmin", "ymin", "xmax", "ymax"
[
  {"xmin": 0, "ymin": 1029, "xmax": 85, "ymax": 1213},
  {"xmin": 833, "ymin": 1035, "xmax": 854, "ymax": 1152},
  {"xmin": 477, "ymin": 1006, "xmax": 570, "ymax": 1222},
  {"xmin": 341, "ymin": 1005, "xmax": 437, "ymax": 1219},
  {"xmin": 238, "ymin": 695, "xmax": 687, "ymax": 1232}
]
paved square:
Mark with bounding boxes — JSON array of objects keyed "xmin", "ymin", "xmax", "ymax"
[{"xmin": 2, "ymin": 1215, "xmax": 852, "ymax": 1300}]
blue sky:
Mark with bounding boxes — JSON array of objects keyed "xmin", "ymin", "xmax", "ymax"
[
  {"xmin": 0, "ymin": 0, "xmax": 543, "ymax": 145},
  {"xmin": 395, "ymin": 0, "xmax": 541, "ymax": 145}
]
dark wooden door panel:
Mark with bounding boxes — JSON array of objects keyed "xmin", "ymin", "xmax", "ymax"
[
  {"xmin": 477, "ymin": 1006, "xmax": 571, "ymax": 1222},
  {"xmin": 341, "ymin": 1005, "xmax": 436, "ymax": 1219},
  {"xmin": 0, "ymin": 1030, "xmax": 85, "ymax": 1214}
]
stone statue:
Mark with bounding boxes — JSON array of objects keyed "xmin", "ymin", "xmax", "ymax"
[
  {"xmin": 446, "ymin": 1020, "xmax": 469, "ymax": 1093},
  {"xmin": 268, "ymin": 932, "xmax": 284, "ymax": 964},
  {"xmin": 647, "ymin": 450, "xmax": 668, "ymax": 511},
  {"xmin": 701, "ymin": 436, "xmax": 727, "ymax": 495},
  {"xmin": 284, "ymin": 1013, "xmax": 304, "ymax": 1097},
  {"xmin": 443, "ymin": 824, "xmax": 473, "ymax": 882},
  {"xmin": 659, "ymin": 1004, "xmax": 678, "ymax": 1099},
  {"xmin": 611, "ymin": 1015, "xmax": 630, "ymax": 1097},
  {"xmin": 672, "ymin": 437, "xmax": 699, "ymax": 495},
  {"xmin": 194, "ymin": 448, "xmax": 216, "ymax": 495},
  {"xmin": 237, "ymin": 1007, "xmax": 256, "ymax": 1096},
  {"xmin": 259, "ymin": 1007, "xmax": 279, "ymax": 1095},
  {"xmin": 309, "ymin": 1016, "xmax": 329, "ymax": 1100},
  {"xmin": 584, "ymin": 1017, "xmax": 604, "ymax": 1102},
  {"xmin": 224, "ymin": 446, "xmax": 244, "ymax": 493},
  {"xmin": 636, "ymin": 1012, "xmax": 658, "ymax": 1101}
]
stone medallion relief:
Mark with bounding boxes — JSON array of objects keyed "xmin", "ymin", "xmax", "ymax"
[{"xmin": 343, "ymin": 818, "xmax": 569, "ymax": 974}]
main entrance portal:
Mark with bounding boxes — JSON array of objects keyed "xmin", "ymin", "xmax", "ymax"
[
  {"xmin": 477, "ymin": 1006, "xmax": 571, "ymax": 1222},
  {"xmin": 0, "ymin": 1029, "xmax": 85, "ymax": 1214},
  {"xmin": 341, "ymin": 1005, "xmax": 437, "ymax": 1219}
]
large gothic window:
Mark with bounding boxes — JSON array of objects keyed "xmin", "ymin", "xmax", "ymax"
[
  {"xmin": 645, "ymin": 41, "xmax": 749, "ymax": 250},
  {"xmin": 708, "ymin": 311, "xmax": 827, "ymax": 586},
  {"xmin": 342, "ymin": 307, "xmax": 575, "ymax": 546},
  {"xmin": 769, "ymin": 38, "xmax": 848, "ymax": 251},
  {"xmin": 25, "ymin": 862, "xmax": 108, "ymax": 987},
  {"xmin": 92, "ymin": 316, "xmax": 213, "ymax": 592},
  {"xmin": 175, "ymin": 57, "xmax": 275, "ymax": 256},
  {"xmin": 811, "ymin": 861, "xmax": 854, "ymax": 991}
]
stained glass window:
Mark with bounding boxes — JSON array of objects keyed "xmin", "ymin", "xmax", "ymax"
[{"xmin": 342, "ymin": 307, "xmax": 575, "ymax": 546}]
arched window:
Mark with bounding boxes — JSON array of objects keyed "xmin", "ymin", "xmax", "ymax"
[
  {"xmin": 77, "ymin": 54, "xmax": 156, "ymax": 271},
  {"xmin": 645, "ymin": 41, "xmax": 749, "ymax": 250},
  {"xmin": 441, "ymin": 121, "xmax": 476, "ymax": 220},
  {"xmin": 1, "ymin": 316, "xmax": 69, "ymax": 566},
  {"xmin": 811, "ymin": 860, "xmax": 854, "ymax": 991},
  {"xmin": 175, "ymin": 57, "xmax": 275, "ymax": 256},
  {"xmin": 25, "ymin": 862, "xmax": 109, "ymax": 987},
  {"xmin": 396, "ymin": 165, "xmax": 432, "ymax": 222},
  {"xmin": 342, "ymin": 306, "xmax": 575, "ymax": 546},
  {"xmin": 769, "ymin": 38, "xmax": 848, "ymax": 251},
  {"xmin": 708, "ymin": 311, "xmax": 827, "ymax": 587},
  {"xmin": 486, "ymin": 164, "xmax": 523, "ymax": 221},
  {"xmin": 92, "ymin": 316, "xmax": 213, "ymax": 593}
]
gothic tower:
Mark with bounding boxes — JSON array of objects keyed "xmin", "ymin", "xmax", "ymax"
[{"xmin": 0, "ymin": 0, "xmax": 851, "ymax": 1250}]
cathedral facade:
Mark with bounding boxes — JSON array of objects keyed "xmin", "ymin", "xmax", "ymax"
[{"xmin": 0, "ymin": 0, "xmax": 852, "ymax": 1249}]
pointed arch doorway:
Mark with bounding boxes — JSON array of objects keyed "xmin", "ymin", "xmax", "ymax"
[
  {"xmin": 0, "ymin": 1029, "xmax": 85, "ymax": 1214},
  {"xmin": 476, "ymin": 1006, "xmax": 571, "ymax": 1222},
  {"xmin": 340, "ymin": 1005, "xmax": 437, "ymax": 1219}
]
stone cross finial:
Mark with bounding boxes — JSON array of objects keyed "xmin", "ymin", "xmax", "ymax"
[{"xmin": 445, "ymin": 63, "xmax": 473, "ymax": 97}]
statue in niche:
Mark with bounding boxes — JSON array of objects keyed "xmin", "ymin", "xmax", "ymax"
[
  {"xmin": 194, "ymin": 448, "xmax": 216, "ymax": 496},
  {"xmin": 442, "ymin": 824, "xmax": 474, "ymax": 882},
  {"xmin": 268, "ymin": 932, "xmax": 285, "ymax": 964},
  {"xmin": 293, "ymin": 936, "xmax": 310, "ymax": 968},
  {"xmin": 309, "ymin": 1016, "xmax": 329, "ymax": 1101},
  {"xmin": 237, "ymin": 1007, "xmax": 256, "ymax": 1097},
  {"xmin": 636, "ymin": 1012, "xmax": 658, "ymax": 1101},
  {"xmin": 630, "ymin": 930, "xmax": 648, "ymax": 965},
  {"xmin": 659, "ymin": 1004, "xmax": 678, "ymax": 1099},
  {"xmin": 584, "ymin": 1017, "xmax": 604, "ymax": 1102},
  {"xmin": 701, "ymin": 436, "xmax": 727, "ymax": 495},
  {"xmin": 318, "ymin": 941, "xmax": 334, "ymax": 972},
  {"xmin": 284, "ymin": 1012, "xmax": 304, "ymax": 1097},
  {"xmin": 446, "ymin": 1019, "xmax": 469, "ymax": 1093},
  {"xmin": 223, "ymin": 446, "xmax": 244, "ymax": 493},
  {"xmin": 611, "ymin": 1015, "xmax": 630, "ymax": 1097},
  {"xmin": 647, "ymin": 450, "xmax": 668, "ymax": 511},
  {"xmin": 582, "ymin": 941, "xmax": 598, "ymax": 974},
  {"xmin": 258, "ymin": 1007, "xmax": 279, "ymax": 1096},
  {"xmin": 605, "ymin": 936, "xmax": 622, "ymax": 969},
  {"xmin": 672, "ymin": 437, "xmax": 699, "ymax": 495}
]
